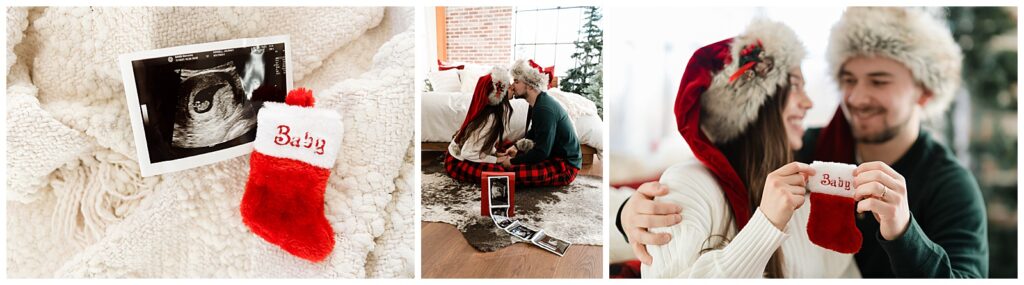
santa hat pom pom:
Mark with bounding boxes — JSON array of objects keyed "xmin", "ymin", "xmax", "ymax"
[
  {"xmin": 515, "ymin": 139, "xmax": 535, "ymax": 153},
  {"xmin": 286, "ymin": 88, "xmax": 316, "ymax": 107}
]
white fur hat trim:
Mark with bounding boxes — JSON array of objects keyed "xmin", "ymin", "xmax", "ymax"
[
  {"xmin": 511, "ymin": 59, "xmax": 549, "ymax": 92},
  {"xmin": 701, "ymin": 18, "xmax": 807, "ymax": 143}
]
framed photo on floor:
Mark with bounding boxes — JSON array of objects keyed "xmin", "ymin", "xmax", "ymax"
[{"xmin": 481, "ymin": 171, "xmax": 516, "ymax": 217}]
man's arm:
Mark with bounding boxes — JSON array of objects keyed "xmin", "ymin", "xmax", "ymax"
[
  {"xmin": 878, "ymin": 171, "xmax": 988, "ymax": 278},
  {"xmin": 616, "ymin": 197, "xmax": 629, "ymax": 242},
  {"xmin": 511, "ymin": 106, "xmax": 557, "ymax": 164}
]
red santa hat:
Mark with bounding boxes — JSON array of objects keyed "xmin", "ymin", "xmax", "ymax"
[
  {"xmin": 529, "ymin": 59, "xmax": 556, "ymax": 89},
  {"xmin": 674, "ymin": 18, "xmax": 805, "ymax": 229},
  {"xmin": 454, "ymin": 66, "xmax": 512, "ymax": 142}
]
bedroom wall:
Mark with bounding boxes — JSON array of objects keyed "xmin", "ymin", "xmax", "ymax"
[{"xmin": 443, "ymin": 6, "xmax": 512, "ymax": 66}]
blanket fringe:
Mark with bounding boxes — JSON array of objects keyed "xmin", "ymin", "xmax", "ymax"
[{"xmin": 49, "ymin": 148, "xmax": 159, "ymax": 246}]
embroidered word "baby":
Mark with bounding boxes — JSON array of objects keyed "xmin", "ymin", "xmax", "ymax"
[
  {"xmin": 820, "ymin": 174, "xmax": 852, "ymax": 191},
  {"xmin": 274, "ymin": 125, "xmax": 326, "ymax": 155}
]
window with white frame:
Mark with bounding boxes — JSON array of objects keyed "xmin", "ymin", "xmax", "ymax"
[{"xmin": 512, "ymin": 6, "xmax": 592, "ymax": 77}]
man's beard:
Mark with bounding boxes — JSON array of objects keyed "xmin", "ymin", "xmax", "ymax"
[
  {"xmin": 512, "ymin": 88, "xmax": 527, "ymax": 99},
  {"xmin": 849, "ymin": 105, "xmax": 912, "ymax": 144}
]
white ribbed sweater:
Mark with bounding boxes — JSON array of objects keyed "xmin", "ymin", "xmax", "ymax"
[
  {"xmin": 641, "ymin": 160, "xmax": 860, "ymax": 278},
  {"xmin": 448, "ymin": 116, "xmax": 504, "ymax": 164}
]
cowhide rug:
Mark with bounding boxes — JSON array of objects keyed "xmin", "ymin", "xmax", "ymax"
[{"xmin": 421, "ymin": 154, "xmax": 603, "ymax": 252}]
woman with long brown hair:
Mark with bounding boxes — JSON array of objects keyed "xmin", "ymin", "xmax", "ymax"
[
  {"xmin": 444, "ymin": 66, "xmax": 516, "ymax": 183},
  {"xmin": 640, "ymin": 19, "xmax": 856, "ymax": 277}
]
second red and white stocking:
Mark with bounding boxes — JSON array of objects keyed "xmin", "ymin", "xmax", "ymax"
[
  {"xmin": 241, "ymin": 88, "xmax": 343, "ymax": 262},
  {"xmin": 806, "ymin": 161, "xmax": 862, "ymax": 254}
]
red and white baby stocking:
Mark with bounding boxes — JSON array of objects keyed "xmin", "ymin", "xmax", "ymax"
[
  {"xmin": 241, "ymin": 88, "xmax": 343, "ymax": 262},
  {"xmin": 806, "ymin": 161, "xmax": 863, "ymax": 254}
]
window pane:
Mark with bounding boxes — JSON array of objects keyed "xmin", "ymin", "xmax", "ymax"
[
  {"xmin": 534, "ymin": 9, "xmax": 559, "ymax": 44},
  {"xmin": 532, "ymin": 45, "xmax": 556, "ymax": 67},
  {"xmin": 515, "ymin": 11, "xmax": 537, "ymax": 45},
  {"xmin": 557, "ymin": 8, "xmax": 584, "ymax": 44},
  {"xmin": 514, "ymin": 45, "xmax": 535, "ymax": 62}
]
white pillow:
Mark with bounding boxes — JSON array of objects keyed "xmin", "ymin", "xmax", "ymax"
[
  {"xmin": 458, "ymin": 64, "xmax": 491, "ymax": 93},
  {"xmin": 426, "ymin": 69, "xmax": 461, "ymax": 92}
]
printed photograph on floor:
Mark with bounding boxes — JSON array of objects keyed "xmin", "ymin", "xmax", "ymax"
[
  {"xmin": 417, "ymin": 5, "xmax": 604, "ymax": 278},
  {"xmin": 6, "ymin": 6, "xmax": 416, "ymax": 278},
  {"xmin": 606, "ymin": 6, "xmax": 1017, "ymax": 278}
]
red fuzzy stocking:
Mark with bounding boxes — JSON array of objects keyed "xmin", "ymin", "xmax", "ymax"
[
  {"xmin": 806, "ymin": 161, "xmax": 862, "ymax": 254},
  {"xmin": 241, "ymin": 88, "xmax": 343, "ymax": 262}
]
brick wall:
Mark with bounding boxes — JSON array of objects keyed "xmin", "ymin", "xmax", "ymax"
[{"xmin": 444, "ymin": 7, "xmax": 512, "ymax": 66}]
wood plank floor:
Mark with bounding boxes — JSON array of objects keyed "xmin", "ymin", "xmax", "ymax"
[
  {"xmin": 419, "ymin": 151, "xmax": 604, "ymax": 278},
  {"xmin": 421, "ymin": 222, "xmax": 603, "ymax": 278}
]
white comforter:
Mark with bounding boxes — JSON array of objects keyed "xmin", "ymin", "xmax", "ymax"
[
  {"xmin": 6, "ymin": 7, "xmax": 414, "ymax": 278},
  {"xmin": 421, "ymin": 89, "xmax": 604, "ymax": 153}
]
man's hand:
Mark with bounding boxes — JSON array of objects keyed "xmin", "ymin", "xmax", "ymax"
[
  {"xmin": 500, "ymin": 156, "xmax": 513, "ymax": 168},
  {"xmin": 853, "ymin": 161, "xmax": 911, "ymax": 241},
  {"xmin": 498, "ymin": 146, "xmax": 518, "ymax": 158},
  {"xmin": 622, "ymin": 182, "xmax": 683, "ymax": 265}
]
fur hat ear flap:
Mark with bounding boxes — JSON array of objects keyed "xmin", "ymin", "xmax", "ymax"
[{"xmin": 515, "ymin": 138, "xmax": 535, "ymax": 153}]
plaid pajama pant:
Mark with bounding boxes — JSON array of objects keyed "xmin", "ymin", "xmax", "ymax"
[{"xmin": 443, "ymin": 153, "xmax": 579, "ymax": 187}]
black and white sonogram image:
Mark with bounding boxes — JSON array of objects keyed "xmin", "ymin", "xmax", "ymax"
[
  {"xmin": 171, "ymin": 61, "xmax": 256, "ymax": 149},
  {"xmin": 127, "ymin": 40, "xmax": 288, "ymax": 164}
]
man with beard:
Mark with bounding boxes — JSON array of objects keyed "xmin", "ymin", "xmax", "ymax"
[
  {"xmin": 498, "ymin": 59, "xmax": 582, "ymax": 187},
  {"xmin": 617, "ymin": 7, "xmax": 987, "ymax": 278}
]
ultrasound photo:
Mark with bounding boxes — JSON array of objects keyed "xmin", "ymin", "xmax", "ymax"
[
  {"xmin": 488, "ymin": 176, "xmax": 510, "ymax": 207},
  {"xmin": 483, "ymin": 172, "xmax": 570, "ymax": 256},
  {"xmin": 120, "ymin": 35, "xmax": 290, "ymax": 176},
  {"xmin": 171, "ymin": 61, "xmax": 256, "ymax": 149},
  {"xmin": 507, "ymin": 223, "xmax": 538, "ymax": 241}
]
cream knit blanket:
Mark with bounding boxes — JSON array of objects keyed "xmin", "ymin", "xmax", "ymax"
[{"xmin": 6, "ymin": 7, "xmax": 414, "ymax": 278}]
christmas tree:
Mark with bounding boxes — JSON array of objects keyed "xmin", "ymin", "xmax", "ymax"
[
  {"xmin": 561, "ymin": 6, "xmax": 603, "ymax": 118},
  {"xmin": 947, "ymin": 7, "xmax": 1017, "ymax": 278}
]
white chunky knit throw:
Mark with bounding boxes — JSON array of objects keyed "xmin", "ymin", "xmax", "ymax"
[{"xmin": 6, "ymin": 7, "xmax": 415, "ymax": 278}]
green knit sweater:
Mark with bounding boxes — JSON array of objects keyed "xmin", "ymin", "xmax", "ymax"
[{"xmin": 511, "ymin": 92, "xmax": 582, "ymax": 169}]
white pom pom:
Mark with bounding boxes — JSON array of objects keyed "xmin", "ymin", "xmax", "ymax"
[{"xmin": 515, "ymin": 139, "xmax": 535, "ymax": 153}]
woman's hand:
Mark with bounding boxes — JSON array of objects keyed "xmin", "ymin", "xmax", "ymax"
[
  {"xmin": 498, "ymin": 146, "xmax": 518, "ymax": 158},
  {"xmin": 759, "ymin": 162, "xmax": 815, "ymax": 231}
]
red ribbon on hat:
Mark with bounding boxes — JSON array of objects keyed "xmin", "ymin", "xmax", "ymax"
[
  {"xmin": 528, "ymin": 59, "xmax": 556, "ymax": 88},
  {"xmin": 674, "ymin": 38, "xmax": 755, "ymax": 230},
  {"xmin": 727, "ymin": 40, "xmax": 765, "ymax": 83}
]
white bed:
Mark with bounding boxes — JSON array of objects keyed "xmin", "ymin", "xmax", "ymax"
[{"xmin": 421, "ymin": 88, "xmax": 604, "ymax": 159}]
